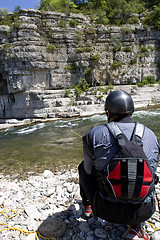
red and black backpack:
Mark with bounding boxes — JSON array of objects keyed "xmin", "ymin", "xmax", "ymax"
[{"xmin": 94, "ymin": 122, "xmax": 155, "ymax": 201}]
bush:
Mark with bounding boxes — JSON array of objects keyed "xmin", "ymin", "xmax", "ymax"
[
  {"xmin": 0, "ymin": 6, "xmax": 21, "ymax": 28},
  {"xmin": 137, "ymin": 76, "xmax": 156, "ymax": 86},
  {"xmin": 128, "ymin": 15, "xmax": 140, "ymax": 24},
  {"xmin": 112, "ymin": 60, "xmax": 122, "ymax": 69},
  {"xmin": 150, "ymin": 46, "xmax": 156, "ymax": 51},
  {"xmin": 90, "ymin": 54, "xmax": 100, "ymax": 62},
  {"xmin": 86, "ymin": 47, "xmax": 93, "ymax": 52},
  {"xmin": 64, "ymin": 89, "xmax": 71, "ymax": 97},
  {"xmin": 97, "ymin": 95, "xmax": 103, "ymax": 99},
  {"xmin": 1, "ymin": 42, "xmax": 10, "ymax": 55},
  {"xmin": 76, "ymin": 47, "xmax": 84, "ymax": 53},
  {"xmin": 75, "ymin": 79, "xmax": 90, "ymax": 97},
  {"xmin": 65, "ymin": 64, "xmax": 76, "ymax": 70},
  {"xmin": 113, "ymin": 43, "xmax": 122, "ymax": 53},
  {"xmin": 69, "ymin": 19, "xmax": 78, "ymax": 27},
  {"xmin": 58, "ymin": 19, "xmax": 66, "ymax": 28},
  {"xmin": 85, "ymin": 27, "xmax": 96, "ymax": 34},
  {"xmin": 123, "ymin": 46, "xmax": 132, "ymax": 53},
  {"xmin": 130, "ymin": 58, "xmax": 137, "ymax": 65},
  {"xmin": 47, "ymin": 44, "xmax": 56, "ymax": 53},
  {"xmin": 103, "ymin": 85, "xmax": 113, "ymax": 94},
  {"xmin": 122, "ymin": 27, "xmax": 133, "ymax": 34},
  {"xmin": 96, "ymin": 17, "xmax": 109, "ymax": 25},
  {"xmin": 143, "ymin": 5, "xmax": 160, "ymax": 29},
  {"xmin": 142, "ymin": 76, "xmax": 156, "ymax": 84},
  {"xmin": 85, "ymin": 67, "xmax": 93, "ymax": 76},
  {"xmin": 139, "ymin": 45, "xmax": 148, "ymax": 54}
]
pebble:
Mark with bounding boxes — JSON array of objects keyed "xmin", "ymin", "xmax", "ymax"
[{"xmin": 0, "ymin": 166, "xmax": 160, "ymax": 240}]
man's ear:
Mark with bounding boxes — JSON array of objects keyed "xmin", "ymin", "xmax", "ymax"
[{"xmin": 107, "ymin": 111, "xmax": 111, "ymax": 122}]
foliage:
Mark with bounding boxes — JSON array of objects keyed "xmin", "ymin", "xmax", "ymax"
[
  {"xmin": 75, "ymin": 78, "xmax": 90, "ymax": 96},
  {"xmin": 137, "ymin": 76, "xmax": 156, "ymax": 87},
  {"xmin": 1, "ymin": 1, "xmax": 159, "ymax": 28},
  {"xmin": 39, "ymin": 0, "xmax": 77, "ymax": 13},
  {"xmin": 123, "ymin": 46, "xmax": 132, "ymax": 53},
  {"xmin": 139, "ymin": 45, "xmax": 148, "ymax": 54},
  {"xmin": 143, "ymin": 5, "xmax": 160, "ymax": 29},
  {"xmin": 130, "ymin": 58, "xmax": 137, "ymax": 65},
  {"xmin": 0, "ymin": 8, "xmax": 9, "ymax": 17},
  {"xmin": 38, "ymin": 0, "xmax": 147, "ymax": 26},
  {"xmin": 64, "ymin": 89, "xmax": 71, "ymax": 97},
  {"xmin": 76, "ymin": 47, "xmax": 84, "ymax": 53},
  {"xmin": 112, "ymin": 60, "xmax": 122, "ymax": 69},
  {"xmin": 90, "ymin": 54, "xmax": 100, "ymax": 62},
  {"xmin": 113, "ymin": 43, "xmax": 122, "ymax": 53},
  {"xmin": 122, "ymin": 26, "xmax": 133, "ymax": 34},
  {"xmin": 150, "ymin": 46, "xmax": 156, "ymax": 51},
  {"xmin": 128, "ymin": 15, "xmax": 140, "ymax": 24},
  {"xmin": 69, "ymin": 19, "xmax": 78, "ymax": 27},
  {"xmin": 86, "ymin": 47, "xmax": 93, "ymax": 52},
  {"xmin": 0, "ymin": 6, "xmax": 21, "ymax": 29},
  {"xmin": 97, "ymin": 95, "xmax": 103, "ymax": 99},
  {"xmin": 1, "ymin": 42, "xmax": 10, "ymax": 55},
  {"xmin": 85, "ymin": 67, "xmax": 93, "ymax": 76},
  {"xmin": 47, "ymin": 44, "xmax": 56, "ymax": 52},
  {"xmin": 58, "ymin": 19, "xmax": 66, "ymax": 28},
  {"xmin": 85, "ymin": 27, "xmax": 96, "ymax": 34},
  {"xmin": 65, "ymin": 63, "xmax": 76, "ymax": 70}
]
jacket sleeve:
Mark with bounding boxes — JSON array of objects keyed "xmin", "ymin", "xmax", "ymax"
[
  {"xmin": 143, "ymin": 127, "xmax": 159, "ymax": 173},
  {"xmin": 82, "ymin": 129, "xmax": 94, "ymax": 174},
  {"xmin": 149, "ymin": 136, "xmax": 159, "ymax": 173}
]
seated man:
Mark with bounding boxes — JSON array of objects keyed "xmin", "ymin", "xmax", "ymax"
[{"xmin": 78, "ymin": 90, "xmax": 159, "ymax": 240}]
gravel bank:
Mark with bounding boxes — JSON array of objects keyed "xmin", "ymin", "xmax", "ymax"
[{"xmin": 0, "ymin": 166, "xmax": 160, "ymax": 240}]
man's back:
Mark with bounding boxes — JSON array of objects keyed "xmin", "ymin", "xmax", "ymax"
[{"xmin": 83, "ymin": 117, "xmax": 159, "ymax": 175}]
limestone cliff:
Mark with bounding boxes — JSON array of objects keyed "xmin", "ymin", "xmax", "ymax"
[{"xmin": 0, "ymin": 9, "xmax": 160, "ymax": 119}]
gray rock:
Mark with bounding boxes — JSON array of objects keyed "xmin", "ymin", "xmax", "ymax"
[
  {"xmin": 94, "ymin": 228, "xmax": 108, "ymax": 238},
  {"xmin": 78, "ymin": 222, "xmax": 90, "ymax": 233},
  {"xmin": 151, "ymin": 231, "xmax": 160, "ymax": 240},
  {"xmin": 38, "ymin": 216, "xmax": 66, "ymax": 238}
]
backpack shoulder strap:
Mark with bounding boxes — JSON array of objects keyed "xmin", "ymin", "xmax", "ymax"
[
  {"xmin": 134, "ymin": 122, "xmax": 145, "ymax": 138},
  {"xmin": 106, "ymin": 122, "xmax": 145, "ymax": 146},
  {"xmin": 106, "ymin": 122, "xmax": 122, "ymax": 138},
  {"xmin": 131, "ymin": 122, "xmax": 145, "ymax": 146},
  {"xmin": 106, "ymin": 122, "xmax": 127, "ymax": 146}
]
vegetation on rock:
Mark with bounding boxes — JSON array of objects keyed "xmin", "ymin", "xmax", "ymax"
[{"xmin": 38, "ymin": 0, "xmax": 160, "ymax": 29}]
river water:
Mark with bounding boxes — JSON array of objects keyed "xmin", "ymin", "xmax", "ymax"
[{"xmin": 0, "ymin": 109, "xmax": 160, "ymax": 178}]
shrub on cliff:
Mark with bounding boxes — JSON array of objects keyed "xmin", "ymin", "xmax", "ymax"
[
  {"xmin": 143, "ymin": 5, "xmax": 160, "ymax": 29},
  {"xmin": 0, "ymin": 6, "xmax": 21, "ymax": 29},
  {"xmin": 137, "ymin": 76, "xmax": 157, "ymax": 87},
  {"xmin": 75, "ymin": 79, "xmax": 90, "ymax": 97}
]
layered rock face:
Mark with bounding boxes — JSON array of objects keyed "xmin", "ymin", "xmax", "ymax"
[{"xmin": 0, "ymin": 9, "xmax": 160, "ymax": 119}]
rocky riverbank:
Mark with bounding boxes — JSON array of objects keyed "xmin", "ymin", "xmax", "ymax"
[{"xmin": 0, "ymin": 167, "xmax": 160, "ymax": 240}]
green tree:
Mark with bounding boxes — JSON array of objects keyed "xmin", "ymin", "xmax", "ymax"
[
  {"xmin": 143, "ymin": 5, "xmax": 160, "ymax": 29},
  {"xmin": 39, "ymin": 0, "xmax": 78, "ymax": 12}
]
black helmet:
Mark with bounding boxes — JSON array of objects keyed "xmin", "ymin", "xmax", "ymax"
[{"xmin": 105, "ymin": 90, "xmax": 134, "ymax": 114}]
